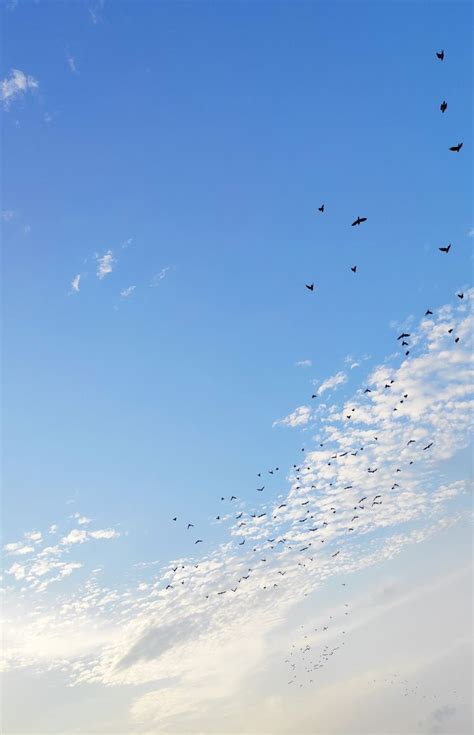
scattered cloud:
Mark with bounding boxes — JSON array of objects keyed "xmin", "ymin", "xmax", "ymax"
[
  {"xmin": 95, "ymin": 250, "xmax": 116, "ymax": 280},
  {"xmin": 1, "ymin": 209, "xmax": 17, "ymax": 222},
  {"xmin": 467, "ymin": 228, "xmax": 474, "ymax": 238},
  {"xmin": 71, "ymin": 274, "xmax": 81, "ymax": 293},
  {"xmin": 120, "ymin": 285, "xmax": 136, "ymax": 298},
  {"xmin": 150, "ymin": 267, "xmax": 169, "ymax": 286},
  {"xmin": 314, "ymin": 371, "xmax": 347, "ymax": 395},
  {"xmin": 1, "ymin": 69, "xmax": 38, "ymax": 108},
  {"xmin": 273, "ymin": 405, "xmax": 312, "ymax": 428},
  {"xmin": 295, "ymin": 359, "xmax": 312, "ymax": 368},
  {"xmin": 67, "ymin": 53, "xmax": 78, "ymax": 74},
  {"xmin": 122, "ymin": 237, "xmax": 133, "ymax": 249}
]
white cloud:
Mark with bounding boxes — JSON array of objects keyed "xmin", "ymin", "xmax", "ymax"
[
  {"xmin": 120, "ymin": 285, "xmax": 135, "ymax": 298},
  {"xmin": 150, "ymin": 268, "xmax": 169, "ymax": 286},
  {"xmin": 88, "ymin": 529, "xmax": 120, "ymax": 540},
  {"xmin": 48, "ymin": 524, "xmax": 59, "ymax": 534},
  {"xmin": 24, "ymin": 531, "xmax": 42, "ymax": 544},
  {"xmin": 96, "ymin": 250, "xmax": 116, "ymax": 280},
  {"xmin": 71, "ymin": 274, "xmax": 81, "ymax": 293},
  {"xmin": 122, "ymin": 237, "xmax": 133, "ymax": 249},
  {"xmin": 61, "ymin": 529, "xmax": 88, "ymax": 546},
  {"xmin": 1, "ymin": 209, "xmax": 17, "ymax": 222},
  {"xmin": 74, "ymin": 514, "xmax": 92, "ymax": 526},
  {"xmin": 295, "ymin": 359, "xmax": 312, "ymax": 368},
  {"xmin": 273, "ymin": 405, "xmax": 312, "ymax": 428},
  {"xmin": 67, "ymin": 54, "xmax": 78, "ymax": 74},
  {"xmin": 1, "ymin": 69, "xmax": 38, "ymax": 108},
  {"xmin": 4, "ymin": 542, "xmax": 34, "ymax": 556},
  {"xmin": 315, "ymin": 371, "xmax": 348, "ymax": 395}
]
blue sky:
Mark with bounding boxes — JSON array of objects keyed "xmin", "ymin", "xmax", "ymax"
[{"xmin": 1, "ymin": 2, "xmax": 473, "ymax": 733}]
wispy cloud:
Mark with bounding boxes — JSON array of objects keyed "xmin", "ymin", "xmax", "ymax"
[
  {"xmin": 295, "ymin": 359, "xmax": 312, "ymax": 368},
  {"xmin": 70, "ymin": 274, "xmax": 81, "ymax": 293},
  {"xmin": 273, "ymin": 405, "xmax": 312, "ymax": 428},
  {"xmin": 67, "ymin": 53, "xmax": 78, "ymax": 74},
  {"xmin": 120, "ymin": 285, "xmax": 136, "ymax": 298},
  {"xmin": 314, "ymin": 370, "xmax": 348, "ymax": 395},
  {"xmin": 150, "ymin": 267, "xmax": 170, "ymax": 286},
  {"xmin": 1, "ymin": 209, "xmax": 17, "ymax": 222},
  {"xmin": 95, "ymin": 250, "xmax": 116, "ymax": 280},
  {"xmin": 1, "ymin": 69, "xmax": 38, "ymax": 108}
]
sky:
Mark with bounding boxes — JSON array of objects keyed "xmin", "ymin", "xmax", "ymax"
[{"xmin": 1, "ymin": 1, "xmax": 473, "ymax": 734}]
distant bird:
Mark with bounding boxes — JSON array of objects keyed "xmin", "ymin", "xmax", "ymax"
[
  {"xmin": 440, "ymin": 100, "xmax": 447, "ymax": 113},
  {"xmin": 364, "ymin": 388, "xmax": 372, "ymax": 393},
  {"xmin": 351, "ymin": 216, "xmax": 367, "ymax": 227},
  {"xmin": 359, "ymin": 496, "xmax": 367, "ymax": 503},
  {"xmin": 457, "ymin": 293, "xmax": 464, "ymax": 299},
  {"xmin": 436, "ymin": 49, "xmax": 444, "ymax": 60},
  {"xmin": 318, "ymin": 204, "xmax": 325, "ymax": 212},
  {"xmin": 423, "ymin": 442, "xmax": 433, "ymax": 450},
  {"xmin": 278, "ymin": 503, "xmax": 287, "ymax": 509},
  {"xmin": 239, "ymin": 539, "xmax": 245, "ymax": 545},
  {"xmin": 235, "ymin": 512, "xmax": 243, "ymax": 519},
  {"xmin": 332, "ymin": 551, "xmax": 340, "ymax": 557},
  {"xmin": 311, "ymin": 394, "xmax": 318, "ymax": 399},
  {"xmin": 230, "ymin": 495, "xmax": 237, "ymax": 500},
  {"xmin": 439, "ymin": 244, "xmax": 451, "ymax": 253},
  {"xmin": 172, "ymin": 517, "xmax": 177, "ymax": 521},
  {"xmin": 454, "ymin": 337, "xmax": 460, "ymax": 343},
  {"xmin": 425, "ymin": 309, "xmax": 433, "ymax": 316},
  {"xmin": 397, "ymin": 332, "xmax": 410, "ymax": 340},
  {"xmin": 407, "ymin": 439, "xmax": 416, "ymax": 445},
  {"xmin": 306, "ymin": 283, "xmax": 315, "ymax": 291},
  {"xmin": 166, "ymin": 584, "xmax": 173, "ymax": 590},
  {"xmin": 351, "ymin": 266, "xmax": 357, "ymax": 273},
  {"xmin": 256, "ymin": 486, "xmax": 265, "ymax": 492},
  {"xmin": 449, "ymin": 142, "xmax": 463, "ymax": 152},
  {"xmin": 195, "ymin": 539, "xmax": 203, "ymax": 544}
]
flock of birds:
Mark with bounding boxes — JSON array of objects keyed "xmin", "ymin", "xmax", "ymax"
[{"xmin": 163, "ymin": 50, "xmax": 467, "ymax": 694}]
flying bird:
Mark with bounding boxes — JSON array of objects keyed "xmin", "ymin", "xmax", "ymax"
[
  {"xmin": 440, "ymin": 100, "xmax": 447, "ymax": 113},
  {"xmin": 423, "ymin": 442, "xmax": 433, "ymax": 450},
  {"xmin": 425, "ymin": 309, "xmax": 433, "ymax": 315},
  {"xmin": 318, "ymin": 204, "xmax": 325, "ymax": 212},
  {"xmin": 351, "ymin": 266, "xmax": 357, "ymax": 273},
  {"xmin": 436, "ymin": 49, "xmax": 444, "ymax": 60},
  {"xmin": 195, "ymin": 539, "xmax": 203, "ymax": 544},
  {"xmin": 449, "ymin": 143, "xmax": 463, "ymax": 152},
  {"xmin": 439, "ymin": 244, "xmax": 451, "ymax": 253},
  {"xmin": 351, "ymin": 216, "xmax": 367, "ymax": 226},
  {"xmin": 457, "ymin": 293, "xmax": 464, "ymax": 299},
  {"xmin": 332, "ymin": 551, "xmax": 340, "ymax": 557},
  {"xmin": 187, "ymin": 523, "xmax": 194, "ymax": 529},
  {"xmin": 256, "ymin": 486, "xmax": 265, "ymax": 492},
  {"xmin": 397, "ymin": 332, "xmax": 410, "ymax": 340},
  {"xmin": 306, "ymin": 283, "xmax": 315, "ymax": 291}
]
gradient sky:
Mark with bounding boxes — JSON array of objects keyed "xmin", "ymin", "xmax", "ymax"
[{"xmin": 1, "ymin": 1, "xmax": 473, "ymax": 734}]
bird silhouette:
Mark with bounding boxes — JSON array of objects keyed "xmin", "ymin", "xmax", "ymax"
[
  {"xmin": 306, "ymin": 283, "xmax": 315, "ymax": 291},
  {"xmin": 256, "ymin": 486, "xmax": 265, "ymax": 492},
  {"xmin": 318, "ymin": 204, "xmax": 325, "ymax": 212},
  {"xmin": 457, "ymin": 293, "xmax": 464, "ymax": 299},
  {"xmin": 425, "ymin": 309, "xmax": 433, "ymax": 315},
  {"xmin": 351, "ymin": 216, "xmax": 367, "ymax": 226},
  {"xmin": 449, "ymin": 143, "xmax": 463, "ymax": 152},
  {"xmin": 195, "ymin": 539, "xmax": 203, "ymax": 544},
  {"xmin": 439, "ymin": 244, "xmax": 451, "ymax": 253},
  {"xmin": 397, "ymin": 332, "xmax": 410, "ymax": 340},
  {"xmin": 187, "ymin": 523, "xmax": 194, "ymax": 530},
  {"xmin": 436, "ymin": 49, "xmax": 444, "ymax": 60},
  {"xmin": 351, "ymin": 266, "xmax": 357, "ymax": 273},
  {"xmin": 440, "ymin": 100, "xmax": 447, "ymax": 113}
]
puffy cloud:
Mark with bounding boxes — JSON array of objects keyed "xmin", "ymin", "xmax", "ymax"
[
  {"xmin": 273, "ymin": 405, "xmax": 312, "ymax": 428},
  {"xmin": 88, "ymin": 529, "xmax": 120, "ymax": 540},
  {"xmin": 95, "ymin": 250, "xmax": 116, "ymax": 279},
  {"xmin": 4, "ymin": 543, "xmax": 34, "ymax": 556},
  {"xmin": 61, "ymin": 529, "xmax": 88, "ymax": 546},
  {"xmin": 1, "ymin": 69, "xmax": 38, "ymax": 108}
]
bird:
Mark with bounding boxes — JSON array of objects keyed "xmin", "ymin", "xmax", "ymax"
[
  {"xmin": 457, "ymin": 293, "xmax": 464, "ymax": 299},
  {"xmin": 318, "ymin": 204, "xmax": 325, "ymax": 212},
  {"xmin": 187, "ymin": 523, "xmax": 194, "ymax": 529},
  {"xmin": 256, "ymin": 486, "xmax": 265, "ymax": 492},
  {"xmin": 332, "ymin": 551, "xmax": 340, "ymax": 557},
  {"xmin": 311, "ymin": 394, "xmax": 318, "ymax": 399},
  {"xmin": 172, "ymin": 517, "xmax": 177, "ymax": 521},
  {"xmin": 351, "ymin": 266, "xmax": 357, "ymax": 273},
  {"xmin": 407, "ymin": 439, "xmax": 416, "ymax": 445},
  {"xmin": 239, "ymin": 539, "xmax": 245, "ymax": 545},
  {"xmin": 351, "ymin": 216, "xmax": 367, "ymax": 226},
  {"xmin": 449, "ymin": 143, "xmax": 463, "ymax": 152},
  {"xmin": 423, "ymin": 442, "xmax": 433, "ymax": 451},
  {"xmin": 425, "ymin": 309, "xmax": 433, "ymax": 315},
  {"xmin": 397, "ymin": 332, "xmax": 410, "ymax": 340},
  {"xmin": 439, "ymin": 244, "xmax": 451, "ymax": 253},
  {"xmin": 230, "ymin": 495, "xmax": 237, "ymax": 501},
  {"xmin": 195, "ymin": 539, "xmax": 203, "ymax": 544},
  {"xmin": 436, "ymin": 49, "xmax": 444, "ymax": 60},
  {"xmin": 440, "ymin": 100, "xmax": 447, "ymax": 113},
  {"xmin": 306, "ymin": 283, "xmax": 315, "ymax": 291},
  {"xmin": 364, "ymin": 388, "xmax": 372, "ymax": 393}
]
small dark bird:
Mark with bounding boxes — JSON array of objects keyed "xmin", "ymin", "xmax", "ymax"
[
  {"xmin": 454, "ymin": 337, "xmax": 460, "ymax": 343},
  {"xmin": 457, "ymin": 293, "xmax": 464, "ymax": 299},
  {"xmin": 235, "ymin": 512, "xmax": 242, "ymax": 519},
  {"xmin": 423, "ymin": 442, "xmax": 433, "ymax": 451},
  {"xmin": 398, "ymin": 332, "xmax": 410, "ymax": 340},
  {"xmin": 239, "ymin": 539, "xmax": 245, "ymax": 545},
  {"xmin": 359, "ymin": 496, "xmax": 367, "ymax": 503},
  {"xmin": 318, "ymin": 204, "xmax": 325, "ymax": 212},
  {"xmin": 230, "ymin": 495, "xmax": 237, "ymax": 501},
  {"xmin": 195, "ymin": 539, "xmax": 203, "ymax": 544},
  {"xmin": 440, "ymin": 100, "xmax": 447, "ymax": 113},
  {"xmin": 351, "ymin": 266, "xmax": 357, "ymax": 273},
  {"xmin": 312, "ymin": 394, "xmax": 318, "ymax": 399},
  {"xmin": 407, "ymin": 439, "xmax": 416, "ymax": 445},
  {"xmin": 449, "ymin": 143, "xmax": 463, "ymax": 152},
  {"xmin": 439, "ymin": 244, "xmax": 451, "ymax": 253},
  {"xmin": 278, "ymin": 503, "xmax": 287, "ymax": 509},
  {"xmin": 364, "ymin": 388, "xmax": 372, "ymax": 393},
  {"xmin": 306, "ymin": 283, "xmax": 315, "ymax": 291},
  {"xmin": 448, "ymin": 328, "xmax": 454, "ymax": 333},
  {"xmin": 436, "ymin": 49, "xmax": 444, "ymax": 60},
  {"xmin": 166, "ymin": 584, "xmax": 173, "ymax": 590},
  {"xmin": 425, "ymin": 309, "xmax": 433, "ymax": 316},
  {"xmin": 351, "ymin": 216, "xmax": 367, "ymax": 226},
  {"xmin": 332, "ymin": 551, "xmax": 340, "ymax": 557},
  {"xmin": 172, "ymin": 517, "xmax": 177, "ymax": 521},
  {"xmin": 256, "ymin": 486, "xmax": 265, "ymax": 492},
  {"xmin": 187, "ymin": 523, "xmax": 194, "ymax": 530}
]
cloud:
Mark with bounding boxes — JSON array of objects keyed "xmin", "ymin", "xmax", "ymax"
[
  {"xmin": 88, "ymin": 529, "xmax": 120, "ymax": 540},
  {"xmin": 70, "ymin": 274, "xmax": 81, "ymax": 293},
  {"xmin": 61, "ymin": 529, "xmax": 88, "ymax": 546},
  {"xmin": 67, "ymin": 54, "xmax": 78, "ymax": 74},
  {"xmin": 74, "ymin": 514, "xmax": 92, "ymax": 526},
  {"xmin": 150, "ymin": 268, "xmax": 169, "ymax": 287},
  {"xmin": 4, "ymin": 543, "xmax": 34, "ymax": 556},
  {"xmin": 468, "ymin": 228, "xmax": 474, "ymax": 238},
  {"xmin": 120, "ymin": 285, "xmax": 136, "ymax": 298},
  {"xmin": 273, "ymin": 405, "xmax": 312, "ymax": 428},
  {"xmin": 1, "ymin": 209, "xmax": 17, "ymax": 222},
  {"xmin": 314, "ymin": 371, "xmax": 348, "ymax": 395},
  {"xmin": 1, "ymin": 69, "xmax": 38, "ymax": 108},
  {"xmin": 95, "ymin": 250, "xmax": 116, "ymax": 279},
  {"xmin": 295, "ymin": 359, "xmax": 312, "ymax": 368}
]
